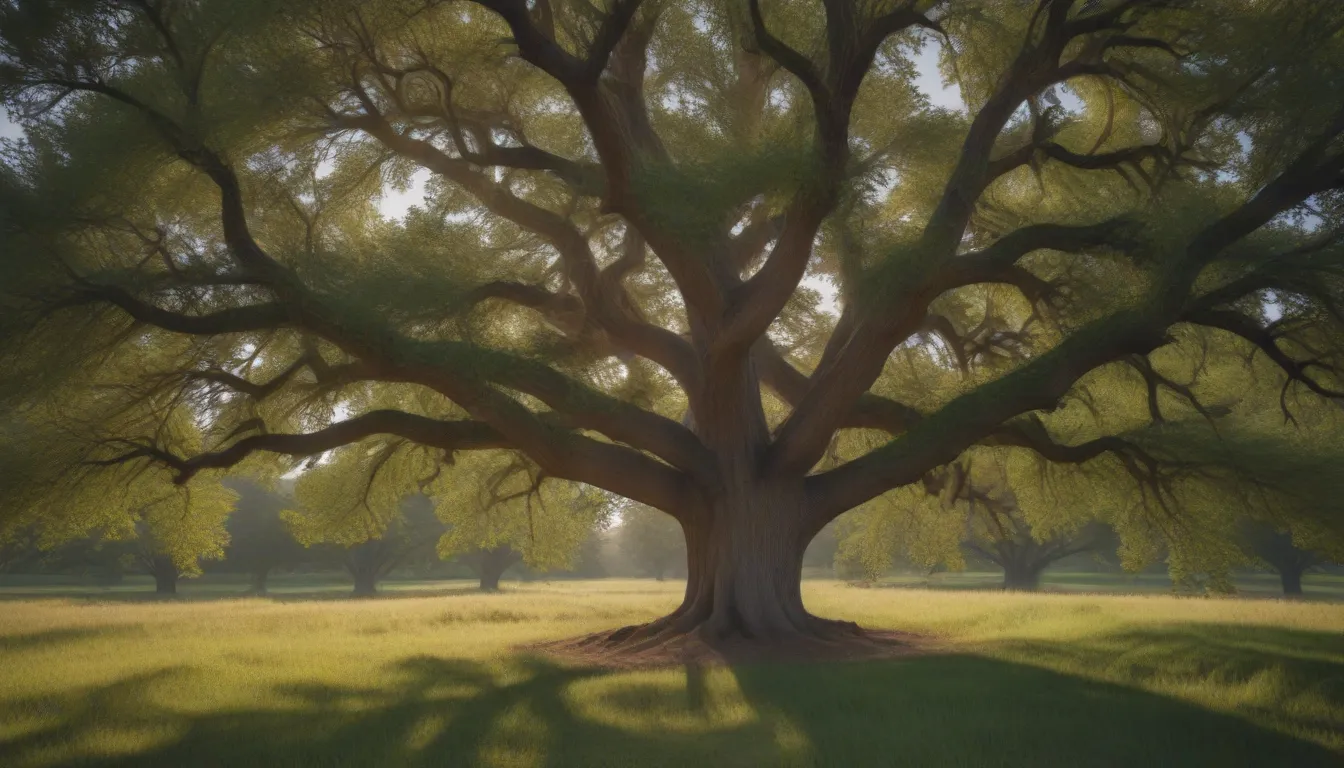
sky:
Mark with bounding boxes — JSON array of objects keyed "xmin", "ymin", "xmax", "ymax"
[
  {"xmin": 0, "ymin": 109, "xmax": 23, "ymax": 141},
  {"xmin": 911, "ymin": 40, "xmax": 964, "ymax": 112}
]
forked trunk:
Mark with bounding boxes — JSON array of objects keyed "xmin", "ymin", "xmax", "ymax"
[
  {"xmin": 1280, "ymin": 568, "xmax": 1304, "ymax": 597},
  {"xmin": 151, "ymin": 556, "xmax": 178, "ymax": 595}
]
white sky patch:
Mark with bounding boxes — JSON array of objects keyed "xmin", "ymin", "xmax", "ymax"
[
  {"xmin": 0, "ymin": 109, "xmax": 25, "ymax": 141},
  {"xmin": 378, "ymin": 168, "xmax": 432, "ymax": 220},
  {"xmin": 1264, "ymin": 290, "xmax": 1284, "ymax": 323},
  {"xmin": 801, "ymin": 274, "xmax": 840, "ymax": 317},
  {"xmin": 911, "ymin": 42, "xmax": 964, "ymax": 112},
  {"xmin": 1056, "ymin": 85, "xmax": 1084, "ymax": 113}
]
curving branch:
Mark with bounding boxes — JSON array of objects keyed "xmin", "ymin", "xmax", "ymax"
[
  {"xmin": 804, "ymin": 307, "xmax": 1169, "ymax": 523},
  {"xmin": 752, "ymin": 341, "xmax": 923, "ymax": 435},
  {"xmin": 1182, "ymin": 308, "xmax": 1344, "ymax": 405},
  {"xmin": 745, "ymin": 0, "xmax": 825, "ymax": 104},
  {"xmin": 57, "ymin": 284, "xmax": 288, "ymax": 336},
  {"xmin": 89, "ymin": 410, "xmax": 505, "ymax": 482},
  {"xmin": 332, "ymin": 113, "xmax": 700, "ymax": 391},
  {"xmin": 758, "ymin": 0, "xmax": 1184, "ymax": 479},
  {"xmin": 185, "ymin": 352, "xmax": 373, "ymax": 402},
  {"xmin": 721, "ymin": 3, "xmax": 938, "ymax": 356}
]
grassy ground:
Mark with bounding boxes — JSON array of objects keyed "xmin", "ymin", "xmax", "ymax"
[
  {"xmin": 872, "ymin": 570, "xmax": 1344, "ymax": 599},
  {"xmin": 1, "ymin": 580, "xmax": 1341, "ymax": 767},
  {"xmin": 8, "ymin": 568, "xmax": 1342, "ymax": 600}
]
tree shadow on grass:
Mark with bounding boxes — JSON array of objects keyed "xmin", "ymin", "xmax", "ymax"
[
  {"xmin": 986, "ymin": 622, "xmax": 1344, "ymax": 750},
  {"xmin": 0, "ymin": 626, "xmax": 140, "ymax": 654},
  {"xmin": 0, "ymin": 626, "xmax": 1339, "ymax": 767}
]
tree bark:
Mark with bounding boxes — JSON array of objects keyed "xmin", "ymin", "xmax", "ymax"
[
  {"xmin": 602, "ymin": 482, "xmax": 860, "ymax": 651},
  {"xmin": 351, "ymin": 568, "xmax": 379, "ymax": 596},
  {"xmin": 1002, "ymin": 560, "xmax": 1043, "ymax": 592},
  {"xmin": 152, "ymin": 556, "xmax": 179, "ymax": 595},
  {"xmin": 347, "ymin": 540, "xmax": 387, "ymax": 596},
  {"xmin": 1279, "ymin": 567, "xmax": 1305, "ymax": 597},
  {"xmin": 477, "ymin": 546, "xmax": 519, "ymax": 592}
]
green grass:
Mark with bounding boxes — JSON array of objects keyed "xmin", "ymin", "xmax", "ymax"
[
  {"xmin": 1, "ymin": 580, "xmax": 1342, "ymax": 767},
  {"xmin": 866, "ymin": 570, "xmax": 1344, "ymax": 599}
]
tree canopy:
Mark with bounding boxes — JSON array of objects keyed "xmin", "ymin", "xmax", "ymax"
[{"xmin": 3, "ymin": 0, "xmax": 1344, "ymax": 647}]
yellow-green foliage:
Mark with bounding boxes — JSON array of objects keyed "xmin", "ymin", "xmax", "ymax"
[
  {"xmin": 1, "ymin": 581, "xmax": 1342, "ymax": 766},
  {"xmin": 0, "ymin": 402, "xmax": 235, "ymax": 574},
  {"xmin": 430, "ymin": 452, "xmax": 610, "ymax": 572},
  {"xmin": 286, "ymin": 445, "xmax": 607, "ymax": 572},
  {"xmin": 834, "ymin": 487, "xmax": 967, "ymax": 580}
]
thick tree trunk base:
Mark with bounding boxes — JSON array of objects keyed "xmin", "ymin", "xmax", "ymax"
[
  {"xmin": 537, "ymin": 484, "xmax": 925, "ymax": 666},
  {"xmin": 151, "ymin": 556, "xmax": 179, "ymax": 597},
  {"xmin": 351, "ymin": 574, "xmax": 379, "ymax": 597},
  {"xmin": 476, "ymin": 546, "xmax": 518, "ymax": 592},
  {"xmin": 529, "ymin": 613, "xmax": 920, "ymax": 668},
  {"xmin": 246, "ymin": 571, "xmax": 270, "ymax": 597},
  {"xmin": 1002, "ymin": 566, "xmax": 1043, "ymax": 592},
  {"xmin": 1280, "ymin": 570, "xmax": 1305, "ymax": 598}
]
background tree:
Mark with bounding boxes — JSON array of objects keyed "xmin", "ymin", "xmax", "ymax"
[
  {"xmin": 616, "ymin": 504, "xmax": 687, "ymax": 581},
  {"xmin": 962, "ymin": 505, "xmax": 1105, "ymax": 591},
  {"xmin": 562, "ymin": 527, "xmax": 613, "ymax": 579},
  {"xmin": 0, "ymin": 526, "xmax": 41, "ymax": 574},
  {"xmin": 38, "ymin": 494, "xmax": 234, "ymax": 595},
  {"xmin": 4, "ymin": 0, "xmax": 1344, "ymax": 649},
  {"xmin": 943, "ymin": 460, "xmax": 1108, "ymax": 591},
  {"xmin": 223, "ymin": 478, "xmax": 305, "ymax": 594},
  {"xmin": 433, "ymin": 453, "xmax": 612, "ymax": 590},
  {"xmin": 132, "ymin": 490, "xmax": 235, "ymax": 594},
  {"xmin": 288, "ymin": 481, "xmax": 447, "ymax": 595},
  {"xmin": 37, "ymin": 533, "xmax": 134, "ymax": 585},
  {"xmin": 1241, "ymin": 521, "xmax": 1343, "ymax": 597}
]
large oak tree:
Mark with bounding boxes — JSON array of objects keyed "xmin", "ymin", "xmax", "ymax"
[{"xmin": 3, "ymin": 0, "xmax": 1344, "ymax": 649}]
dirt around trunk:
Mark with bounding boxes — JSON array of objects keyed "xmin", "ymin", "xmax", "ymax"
[{"xmin": 526, "ymin": 623, "xmax": 925, "ymax": 669}]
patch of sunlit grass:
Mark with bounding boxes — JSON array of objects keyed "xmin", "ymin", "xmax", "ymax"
[{"xmin": 1, "ymin": 580, "xmax": 1341, "ymax": 767}]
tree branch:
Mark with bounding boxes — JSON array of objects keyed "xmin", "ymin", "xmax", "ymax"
[
  {"xmin": 58, "ymin": 284, "xmax": 288, "ymax": 335},
  {"xmin": 805, "ymin": 309, "xmax": 1168, "ymax": 521}
]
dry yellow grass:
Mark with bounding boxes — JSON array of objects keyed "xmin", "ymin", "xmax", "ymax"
[{"xmin": 1, "ymin": 580, "xmax": 1341, "ymax": 767}]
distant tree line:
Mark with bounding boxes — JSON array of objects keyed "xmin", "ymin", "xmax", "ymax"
[
  {"xmin": 831, "ymin": 456, "xmax": 1344, "ymax": 597},
  {"xmin": 3, "ymin": 447, "xmax": 1339, "ymax": 599}
]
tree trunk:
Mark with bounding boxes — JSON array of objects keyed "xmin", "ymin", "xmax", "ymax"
[
  {"xmin": 597, "ymin": 481, "xmax": 862, "ymax": 652},
  {"xmin": 477, "ymin": 546, "xmax": 518, "ymax": 592},
  {"xmin": 152, "ymin": 556, "xmax": 179, "ymax": 595},
  {"xmin": 347, "ymin": 540, "xmax": 387, "ymax": 596},
  {"xmin": 1279, "ymin": 567, "xmax": 1304, "ymax": 597},
  {"xmin": 250, "ymin": 567, "xmax": 270, "ymax": 596},
  {"xmin": 1002, "ymin": 559, "xmax": 1043, "ymax": 591},
  {"xmin": 351, "ymin": 567, "xmax": 379, "ymax": 596}
]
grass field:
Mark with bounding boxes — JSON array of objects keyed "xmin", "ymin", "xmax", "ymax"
[{"xmin": 1, "ymin": 579, "xmax": 1342, "ymax": 767}]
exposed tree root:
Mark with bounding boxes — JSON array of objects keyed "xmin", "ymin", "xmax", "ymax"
[{"xmin": 526, "ymin": 615, "xmax": 923, "ymax": 669}]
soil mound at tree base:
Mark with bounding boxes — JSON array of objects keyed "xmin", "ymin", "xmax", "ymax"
[{"xmin": 524, "ymin": 625, "xmax": 926, "ymax": 669}]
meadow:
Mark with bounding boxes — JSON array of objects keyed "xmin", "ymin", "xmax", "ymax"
[{"xmin": 1, "ymin": 579, "xmax": 1342, "ymax": 767}]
